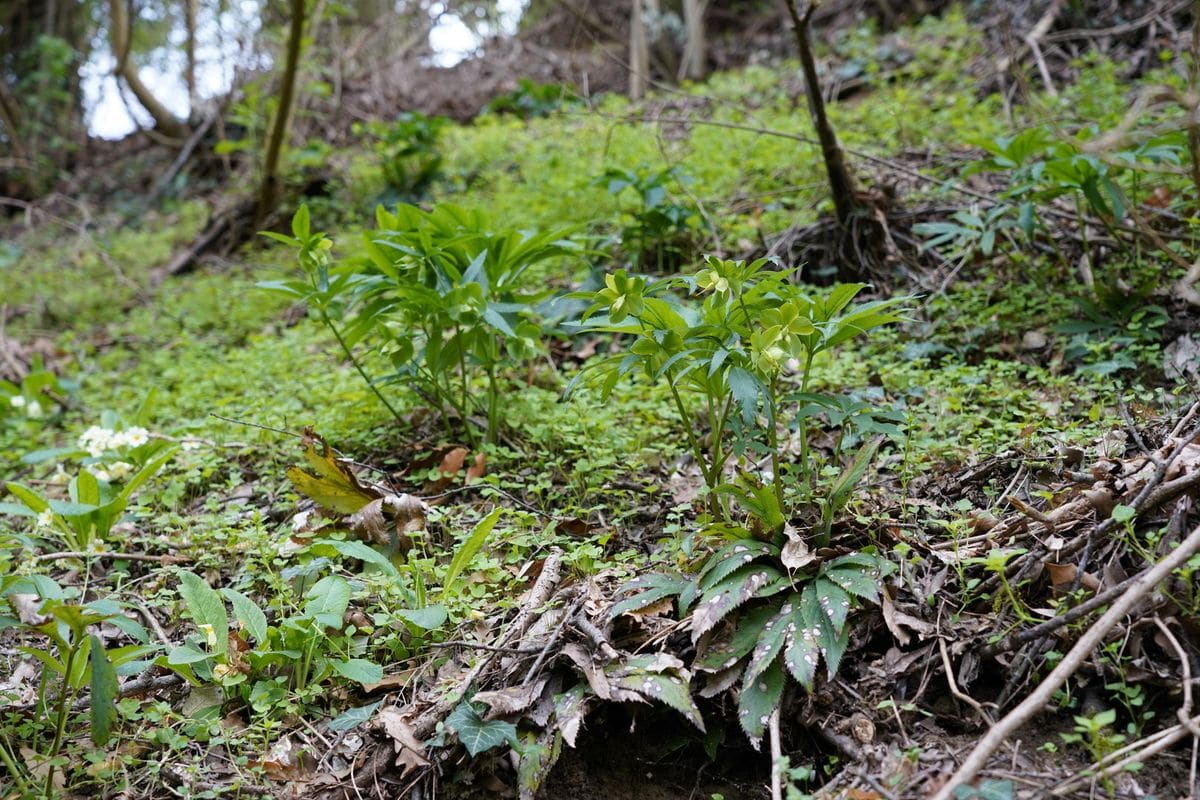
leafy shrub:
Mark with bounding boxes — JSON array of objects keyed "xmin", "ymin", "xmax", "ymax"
[
  {"xmin": 354, "ymin": 111, "xmax": 449, "ymax": 199},
  {"xmin": 592, "ymin": 165, "xmax": 700, "ymax": 272},
  {"xmin": 612, "ymin": 546, "xmax": 893, "ymax": 746},
  {"xmin": 569, "ymin": 256, "xmax": 909, "ymax": 538},
  {"xmin": 0, "ymin": 358, "xmax": 74, "ymax": 427},
  {"xmin": 261, "ymin": 204, "xmax": 582, "ymax": 443},
  {"xmin": 483, "ymin": 78, "xmax": 581, "ymax": 119}
]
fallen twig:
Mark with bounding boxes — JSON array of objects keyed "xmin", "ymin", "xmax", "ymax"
[{"xmin": 930, "ymin": 520, "xmax": 1200, "ymax": 800}]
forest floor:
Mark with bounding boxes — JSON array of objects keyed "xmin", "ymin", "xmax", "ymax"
[{"xmin": 3, "ymin": 4, "xmax": 1200, "ymax": 800}]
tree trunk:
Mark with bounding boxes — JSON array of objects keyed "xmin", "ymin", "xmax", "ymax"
[
  {"xmin": 629, "ymin": 0, "xmax": 648, "ymax": 100},
  {"xmin": 184, "ymin": 0, "xmax": 198, "ymax": 116},
  {"xmin": 108, "ymin": 0, "xmax": 189, "ymax": 140},
  {"xmin": 257, "ymin": 0, "xmax": 307, "ymax": 225},
  {"xmin": 783, "ymin": 0, "xmax": 858, "ymax": 228},
  {"xmin": 679, "ymin": 0, "xmax": 707, "ymax": 80}
]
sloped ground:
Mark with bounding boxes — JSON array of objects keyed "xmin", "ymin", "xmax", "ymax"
[{"xmin": 2, "ymin": 5, "xmax": 1200, "ymax": 800}]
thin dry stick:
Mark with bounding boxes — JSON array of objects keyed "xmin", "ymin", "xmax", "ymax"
[
  {"xmin": 1152, "ymin": 617, "xmax": 1200, "ymax": 737},
  {"xmin": 769, "ymin": 708, "xmax": 783, "ymax": 800},
  {"xmin": 929, "ymin": 521, "xmax": 1200, "ymax": 800},
  {"xmin": 938, "ymin": 638, "xmax": 995, "ymax": 725}
]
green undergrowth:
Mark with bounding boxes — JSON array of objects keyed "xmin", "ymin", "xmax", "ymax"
[{"xmin": 0, "ymin": 6, "xmax": 1185, "ymax": 796}]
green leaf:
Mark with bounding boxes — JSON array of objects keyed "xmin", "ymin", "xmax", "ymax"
[
  {"xmin": 610, "ymin": 573, "xmax": 689, "ymax": 619},
  {"xmin": 394, "ymin": 605, "xmax": 448, "ymax": 631},
  {"xmin": 782, "ymin": 602, "xmax": 820, "ymax": 690},
  {"xmin": 318, "ymin": 538, "xmax": 400, "ymax": 577},
  {"xmin": 726, "ymin": 366, "xmax": 762, "ymax": 424},
  {"xmin": 88, "ymin": 634, "xmax": 118, "ymax": 745},
  {"xmin": 304, "ymin": 575, "xmax": 352, "ymax": 629},
  {"xmin": 607, "ymin": 657, "xmax": 705, "ymax": 732},
  {"xmin": 176, "ymin": 571, "xmax": 229, "ymax": 656},
  {"xmin": 330, "ymin": 658, "xmax": 384, "ymax": 686},
  {"xmin": 1111, "ymin": 504, "xmax": 1136, "ymax": 524},
  {"xmin": 743, "ymin": 597, "xmax": 795, "ymax": 687},
  {"xmin": 693, "ymin": 601, "xmax": 780, "ymax": 673},
  {"xmin": 447, "ymin": 701, "xmax": 519, "ymax": 756},
  {"xmin": 166, "ymin": 644, "xmax": 211, "ymax": 665},
  {"xmin": 292, "ymin": 204, "xmax": 311, "ymax": 241},
  {"xmin": 812, "ymin": 578, "xmax": 852, "ymax": 632},
  {"xmin": 327, "ymin": 701, "xmax": 382, "ymax": 731},
  {"xmin": 443, "ymin": 507, "xmax": 503, "ymax": 596},
  {"xmin": 737, "ymin": 657, "xmax": 785, "ymax": 747},
  {"xmin": 219, "ymin": 588, "xmax": 268, "ymax": 644},
  {"xmin": 691, "ymin": 565, "xmax": 786, "ymax": 643},
  {"xmin": 5, "ymin": 482, "xmax": 48, "ymax": 513}
]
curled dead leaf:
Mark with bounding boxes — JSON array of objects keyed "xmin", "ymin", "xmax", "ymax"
[
  {"xmin": 780, "ymin": 524, "xmax": 817, "ymax": 571},
  {"xmin": 373, "ymin": 707, "xmax": 430, "ymax": 775}
]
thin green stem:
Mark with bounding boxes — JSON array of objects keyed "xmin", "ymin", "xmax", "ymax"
[
  {"xmin": 766, "ymin": 379, "xmax": 784, "ymax": 516},
  {"xmin": 0, "ymin": 734, "xmax": 31, "ymax": 794},
  {"xmin": 319, "ymin": 309, "xmax": 404, "ymax": 425},
  {"xmin": 798, "ymin": 350, "xmax": 815, "ymax": 486},
  {"xmin": 44, "ymin": 643, "xmax": 80, "ymax": 798}
]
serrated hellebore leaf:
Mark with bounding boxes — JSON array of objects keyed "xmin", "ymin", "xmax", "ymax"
[
  {"xmin": 737, "ymin": 657, "xmax": 785, "ymax": 748},
  {"xmin": 691, "ymin": 565, "xmax": 785, "ymax": 643},
  {"xmin": 812, "ymin": 578, "xmax": 852, "ymax": 632},
  {"xmin": 743, "ymin": 598, "xmax": 794, "ymax": 687},
  {"xmin": 693, "ymin": 601, "xmax": 779, "ymax": 673},
  {"xmin": 782, "ymin": 603, "xmax": 819, "ymax": 690}
]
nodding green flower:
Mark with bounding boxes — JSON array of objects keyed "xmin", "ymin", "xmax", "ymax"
[
  {"xmin": 696, "ymin": 268, "xmax": 730, "ymax": 294},
  {"xmin": 761, "ymin": 301, "xmax": 816, "ymax": 338},
  {"xmin": 597, "ymin": 270, "xmax": 646, "ymax": 323},
  {"xmin": 750, "ymin": 329, "xmax": 789, "ymax": 375}
]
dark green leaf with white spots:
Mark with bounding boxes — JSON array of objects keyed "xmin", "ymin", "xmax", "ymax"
[
  {"xmin": 812, "ymin": 578, "xmax": 852, "ymax": 631},
  {"xmin": 824, "ymin": 562, "xmax": 881, "ymax": 603},
  {"xmin": 743, "ymin": 599, "xmax": 794, "ymax": 687},
  {"xmin": 693, "ymin": 601, "xmax": 779, "ymax": 673},
  {"xmin": 609, "ymin": 573, "xmax": 689, "ymax": 619},
  {"xmin": 737, "ymin": 657, "xmax": 785, "ymax": 748},
  {"xmin": 691, "ymin": 565, "xmax": 786, "ymax": 643},
  {"xmin": 696, "ymin": 540, "xmax": 779, "ymax": 591},
  {"xmin": 782, "ymin": 603, "xmax": 820, "ymax": 690}
]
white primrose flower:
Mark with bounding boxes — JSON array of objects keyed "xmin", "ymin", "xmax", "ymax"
[
  {"xmin": 36, "ymin": 509, "xmax": 55, "ymax": 528},
  {"xmin": 107, "ymin": 461, "xmax": 134, "ymax": 481},
  {"xmin": 79, "ymin": 426, "xmax": 117, "ymax": 457},
  {"xmin": 118, "ymin": 426, "xmax": 151, "ymax": 448},
  {"xmin": 92, "ymin": 468, "xmax": 111, "ymax": 482},
  {"xmin": 26, "ymin": 401, "xmax": 43, "ymax": 419},
  {"xmin": 9, "ymin": 395, "xmax": 25, "ymax": 408},
  {"xmin": 181, "ymin": 439, "xmax": 202, "ymax": 451}
]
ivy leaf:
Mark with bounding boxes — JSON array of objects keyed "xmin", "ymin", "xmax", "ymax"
[
  {"xmin": 737, "ymin": 657, "xmax": 785, "ymax": 748},
  {"xmin": 446, "ymin": 701, "xmax": 519, "ymax": 756}
]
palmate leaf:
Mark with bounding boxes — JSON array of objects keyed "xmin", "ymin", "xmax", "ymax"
[
  {"xmin": 690, "ymin": 565, "xmax": 787, "ymax": 643},
  {"xmin": 607, "ymin": 654, "xmax": 705, "ymax": 732},
  {"xmin": 743, "ymin": 597, "xmax": 795, "ymax": 686},
  {"xmin": 737, "ymin": 656, "xmax": 785, "ymax": 748},
  {"xmin": 695, "ymin": 540, "xmax": 779, "ymax": 593},
  {"xmin": 609, "ymin": 573, "xmax": 689, "ymax": 619},
  {"xmin": 693, "ymin": 600, "xmax": 780, "ymax": 673},
  {"xmin": 287, "ymin": 433, "xmax": 379, "ymax": 515}
]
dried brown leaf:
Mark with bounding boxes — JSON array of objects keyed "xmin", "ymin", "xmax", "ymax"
[
  {"xmin": 474, "ymin": 677, "xmax": 549, "ymax": 719},
  {"xmin": 374, "ymin": 707, "xmax": 430, "ymax": 775}
]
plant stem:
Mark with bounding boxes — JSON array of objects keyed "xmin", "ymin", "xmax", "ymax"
[
  {"xmin": 44, "ymin": 643, "xmax": 79, "ymax": 798},
  {"xmin": 798, "ymin": 350, "xmax": 815, "ymax": 487},
  {"xmin": 767, "ymin": 379, "xmax": 785, "ymax": 515},
  {"xmin": 320, "ymin": 310, "xmax": 404, "ymax": 425},
  {"xmin": 0, "ymin": 735, "xmax": 31, "ymax": 795}
]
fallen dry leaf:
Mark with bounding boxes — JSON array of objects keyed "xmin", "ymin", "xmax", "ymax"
[
  {"xmin": 473, "ymin": 677, "xmax": 549, "ymax": 719},
  {"xmin": 374, "ymin": 707, "xmax": 430, "ymax": 775}
]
